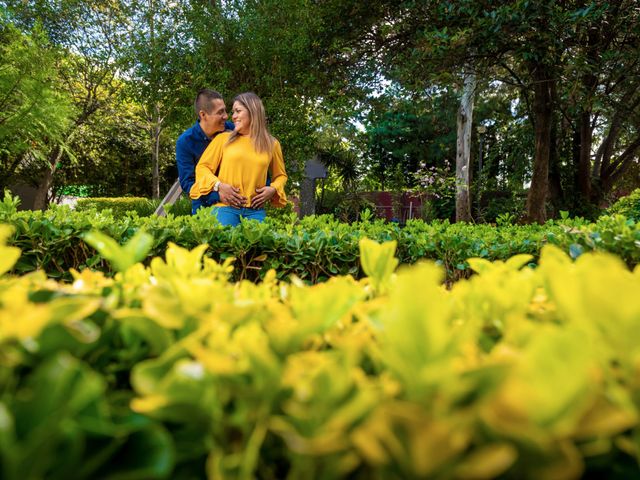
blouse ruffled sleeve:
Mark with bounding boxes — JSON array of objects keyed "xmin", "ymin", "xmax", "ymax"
[{"xmin": 269, "ymin": 139, "xmax": 288, "ymax": 207}]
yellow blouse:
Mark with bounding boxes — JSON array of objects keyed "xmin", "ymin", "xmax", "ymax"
[{"xmin": 189, "ymin": 132, "xmax": 288, "ymax": 208}]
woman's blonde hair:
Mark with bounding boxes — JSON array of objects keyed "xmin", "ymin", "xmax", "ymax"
[{"xmin": 227, "ymin": 92, "xmax": 274, "ymax": 154}]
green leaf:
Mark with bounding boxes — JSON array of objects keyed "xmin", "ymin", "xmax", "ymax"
[
  {"xmin": 359, "ymin": 238, "xmax": 399, "ymax": 293},
  {"xmin": 0, "ymin": 225, "xmax": 21, "ymax": 276},
  {"xmin": 83, "ymin": 230, "xmax": 153, "ymax": 272}
]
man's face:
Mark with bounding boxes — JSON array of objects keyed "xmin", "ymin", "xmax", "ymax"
[{"xmin": 199, "ymin": 99, "xmax": 228, "ymax": 137}]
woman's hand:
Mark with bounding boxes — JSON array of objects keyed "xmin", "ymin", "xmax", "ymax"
[
  {"xmin": 219, "ymin": 183, "xmax": 247, "ymax": 208},
  {"xmin": 251, "ymin": 186, "xmax": 276, "ymax": 209}
]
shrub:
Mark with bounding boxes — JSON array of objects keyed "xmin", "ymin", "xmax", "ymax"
[
  {"xmin": 2, "ymin": 191, "xmax": 640, "ymax": 283},
  {"xmin": 478, "ymin": 190, "xmax": 527, "ymax": 223},
  {"xmin": 56, "ymin": 184, "xmax": 93, "ymax": 197},
  {"xmin": 76, "ymin": 196, "xmax": 268, "ymax": 218},
  {"xmin": 608, "ymin": 188, "xmax": 640, "ymax": 220},
  {"xmin": 162, "ymin": 196, "xmax": 193, "ymax": 216},
  {"xmin": 75, "ymin": 197, "xmax": 156, "ymax": 217},
  {"xmin": 265, "ymin": 200, "xmax": 297, "ymax": 222},
  {"xmin": 316, "ymin": 190, "xmax": 378, "ymax": 222},
  {"xmin": 1, "ymin": 231, "xmax": 639, "ymax": 479}
]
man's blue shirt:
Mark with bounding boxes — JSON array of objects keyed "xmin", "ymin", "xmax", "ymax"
[{"xmin": 176, "ymin": 120, "xmax": 234, "ymax": 214}]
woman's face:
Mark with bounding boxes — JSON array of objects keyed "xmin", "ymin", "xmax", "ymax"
[{"xmin": 232, "ymin": 102, "xmax": 251, "ymax": 135}]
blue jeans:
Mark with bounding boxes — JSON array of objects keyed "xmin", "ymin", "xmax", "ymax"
[{"xmin": 212, "ymin": 206, "xmax": 266, "ymax": 226}]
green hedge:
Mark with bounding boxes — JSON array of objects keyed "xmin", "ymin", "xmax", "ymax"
[
  {"xmin": 2, "ymin": 232, "xmax": 640, "ymax": 479},
  {"xmin": 75, "ymin": 196, "xmax": 193, "ymax": 217},
  {"xmin": 608, "ymin": 188, "xmax": 640, "ymax": 221},
  {"xmin": 2, "ymin": 192, "xmax": 640, "ymax": 283},
  {"xmin": 75, "ymin": 197, "xmax": 158, "ymax": 217}
]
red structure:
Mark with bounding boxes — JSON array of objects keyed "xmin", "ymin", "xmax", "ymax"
[
  {"xmin": 361, "ymin": 191, "xmax": 427, "ymax": 222},
  {"xmin": 290, "ymin": 191, "xmax": 428, "ymax": 222}
]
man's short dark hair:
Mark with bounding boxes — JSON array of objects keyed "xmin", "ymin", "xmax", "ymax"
[{"xmin": 194, "ymin": 89, "xmax": 223, "ymax": 120}]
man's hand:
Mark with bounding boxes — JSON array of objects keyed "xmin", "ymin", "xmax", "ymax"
[
  {"xmin": 219, "ymin": 183, "xmax": 246, "ymax": 208},
  {"xmin": 251, "ymin": 186, "xmax": 276, "ymax": 209}
]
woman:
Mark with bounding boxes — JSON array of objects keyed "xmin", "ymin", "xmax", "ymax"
[{"xmin": 189, "ymin": 92, "xmax": 287, "ymax": 226}]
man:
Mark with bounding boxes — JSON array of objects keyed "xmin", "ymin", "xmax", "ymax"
[{"xmin": 176, "ymin": 89, "xmax": 246, "ymax": 214}]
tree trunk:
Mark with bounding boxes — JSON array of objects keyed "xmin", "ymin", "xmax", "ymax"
[
  {"xmin": 571, "ymin": 125, "xmax": 581, "ymax": 195},
  {"xmin": 33, "ymin": 147, "xmax": 63, "ymax": 210},
  {"xmin": 151, "ymin": 104, "xmax": 163, "ymax": 199},
  {"xmin": 148, "ymin": 2, "xmax": 161, "ymax": 200},
  {"xmin": 124, "ymin": 154, "xmax": 130, "ymax": 195},
  {"xmin": 548, "ymin": 113, "xmax": 564, "ymax": 214},
  {"xmin": 455, "ymin": 71, "xmax": 476, "ymax": 223},
  {"xmin": 299, "ymin": 177, "xmax": 316, "ymax": 218},
  {"xmin": 592, "ymin": 91, "xmax": 640, "ymax": 203},
  {"xmin": 602, "ymin": 136, "xmax": 640, "ymax": 194},
  {"xmin": 33, "ymin": 168, "xmax": 54, "ymax": 211},
  {"xmin": 575, "ymin": 26, "xmax": 599, "ymax": 202},
  {"xmin": 578, "ymin": 110, "xmax": 592, "ymax": 200},
  {"xmin": 525, "ymin": 64, "xmax": 554, "ymax": 224}
]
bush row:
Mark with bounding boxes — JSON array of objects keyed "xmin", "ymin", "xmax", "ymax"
[
  {"xmin": 74, "ymin": 196, "xmax": 297, "ymax": 219},
  {"xmin": 2, "ymin": 193, "xmax": 640, "ymax": 283},
  {"xmin": 608, "ymin": 187, "xmax": 640, "ymax": 220},
  {"xmin": 75, "ymin": 196, "xmax": 193, "ymax": 217},
  {"xmin": 1, "ymin": 229, "xmax": 640, "ymax": 479}
]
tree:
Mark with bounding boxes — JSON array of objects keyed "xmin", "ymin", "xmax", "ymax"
[
  {"xmin": 329, "ymin": 0, "xmax": 640, "ymax": 221},
  {"xmin": 52, "ymin": 93, "xmax": 154, "ymax": 198},
  {"xmin": 121, "ymin": 0, "xmax": 197, "ymax": 199},
  {"xmin": 363, "ymin": 88, "xmax": 457, "ymax": 191},
  {"xmin": 563, "ymin": 1, "xmax": 640, "ymax": 206},
  {"xmin": 455, "ymin": 71, "xmax": 476, "ymax": 222},
  {"xmin": 185, "ymin": 0, "xmax": 391, "ymax": 190},
  {"xmin": 3, "ymin": 0, "xmax": 127, "ymax": 208},
  {"xmin": 370, "ymin": 0, "xmax": 565, "ymax": 222},
  {"xmin": 0, "ymin": 21, "xmax": 74, "ymax": 191}
]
